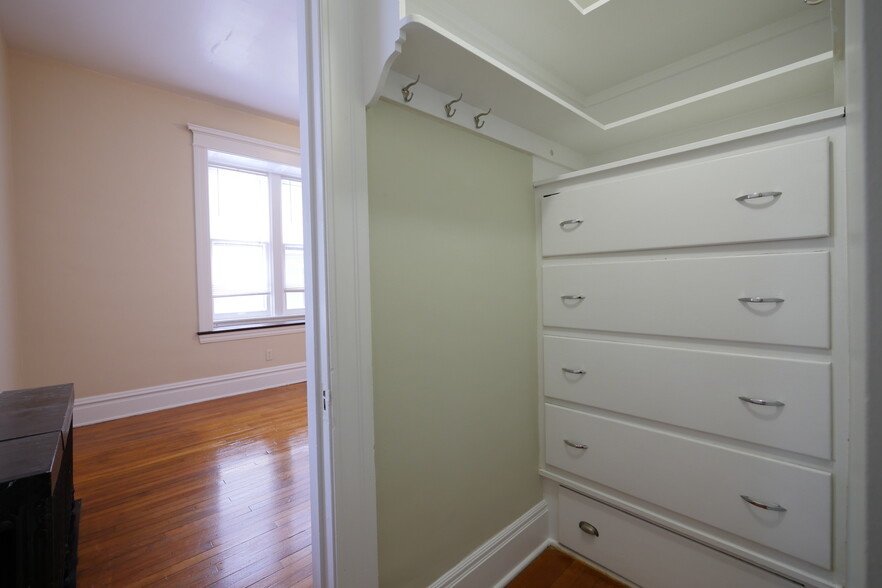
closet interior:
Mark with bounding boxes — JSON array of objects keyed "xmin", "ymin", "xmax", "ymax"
[{"xmin": 373, "ymin": 1, "xmax": 849, "ymax": 586}]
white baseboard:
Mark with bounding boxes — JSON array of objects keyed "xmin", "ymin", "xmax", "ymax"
[
  {"xmin": 73, "ymin": 362, "xmax": 307, "ymax": 426},
  {"xmin": 428, "ymin": 501, "xmax": 550, "ymax": 588}
]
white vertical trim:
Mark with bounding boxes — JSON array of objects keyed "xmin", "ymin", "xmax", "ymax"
[
  {"xmin": 298, "ymin": 0, "xmax": 385, "ymax": 585},
  {"xmin": 192, "ymin": 143, "xmax": 214, "ymax": 333},
  {"xmin": 301, "ymin": 0, "xmax": 382, "ymax": 585},
  {"xmin": 844, "ymin": 0, "xmax": 880, "ymax": 586},
  {"xmin": 297, "ymin": 1, "xmax": 332, "ymax": 587},
  {"xmin": 270, "ymin": 173, "xmax": 286, "ymax": 317}
]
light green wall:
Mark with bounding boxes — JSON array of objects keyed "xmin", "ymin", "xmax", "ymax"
[{"xmin": 367, "ymin": 100, "xmax": 541, "ymax": 588}]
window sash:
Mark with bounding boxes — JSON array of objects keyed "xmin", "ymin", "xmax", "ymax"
[{"xmin": 207, "ymin": 171, "xmax": 303, "ymax": 326}]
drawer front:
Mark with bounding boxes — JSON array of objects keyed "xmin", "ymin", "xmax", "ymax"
[
  {"xmin": 544, "ymin": 336, "xmax": 832, "ymax": 459},
  {"xmin": 543, "ymin": 251, "xmax": 830, "ymax": 348},
  {"xmin": 558, "ymin": 487, "xmax": 798, "ymax": 588},
  {"xmin": 545, "ymin": 405, "xmax": 832, "ymax": 567},
  {"xmin": 541, "ymin": 137, "xmax": 830, "ymax": 256}
]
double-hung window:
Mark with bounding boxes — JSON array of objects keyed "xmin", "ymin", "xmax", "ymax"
[{"xmin": 190, "ymin": 125, "xmax": 304, "ymax": 341}]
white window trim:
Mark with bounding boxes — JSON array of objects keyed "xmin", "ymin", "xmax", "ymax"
[
  {"xmin": 198, "ymin": 323, "xmax": 306, "ymax": 344},
  {"xmin": 189, "ymin": 124, "xmax": 303, "ymax": 340}
]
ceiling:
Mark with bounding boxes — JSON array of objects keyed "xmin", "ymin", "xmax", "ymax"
[{"xmin": 0, "ymin": 0, "xmax": 300, "ymax": 122}]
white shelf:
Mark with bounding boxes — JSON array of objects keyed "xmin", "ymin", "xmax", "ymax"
[{"xmin": 385, "ymin": 2, "xmax": 841, "ymax": 168}]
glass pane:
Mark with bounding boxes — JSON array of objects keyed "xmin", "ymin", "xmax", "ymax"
[
  {"xmin": 209, "ymin": 166, "xmax": 270, "ymax": 242},
  {"xmin": 214, "ymin": 294, "xmax": 269, "ymax": 317},
  {"xmin": 281, "ymin": 179, "xmax": 304, "ymax": 245},
  {"xmin": 211, "ymin": 242, "xmax": 269, "ymax": 296},
  {"xmin": 286, "ymin": 291, "xmax": 306, "ymax": 314},
  {"xmin": 284, "ymin": 246, "xmax": 305, "ymax": 290}
]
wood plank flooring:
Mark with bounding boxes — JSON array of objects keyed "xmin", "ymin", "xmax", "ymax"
[
  {"xmin": 73, "ymin": 383, "xmax": 311, "ymax": 588},
  {"xmin": 507, "ymin": 546, "xmax": 628, "ymax": 588}
]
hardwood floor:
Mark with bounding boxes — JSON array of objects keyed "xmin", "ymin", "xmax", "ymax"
[
  {"xmin": 73, "ymin": 384, "xmax": 311, "ymax": 588},
  {"xmin": 507, "ymin": 546, "xmax": 628, "ymax": 588}
]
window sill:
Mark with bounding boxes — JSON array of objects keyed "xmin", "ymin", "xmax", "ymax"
[{"xmin": 198, "ymin": 321, "xmax": 306, "ymax": 343}]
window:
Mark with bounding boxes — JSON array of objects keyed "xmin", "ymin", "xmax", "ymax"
[{"xmin": 190, "ymin": 125, "xmax": 305, "ymax": 341}]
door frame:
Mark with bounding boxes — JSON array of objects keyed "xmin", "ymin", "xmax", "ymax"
[{"xmin": 298, "ymin": 0, "xmax": 381, "ymax": 586}]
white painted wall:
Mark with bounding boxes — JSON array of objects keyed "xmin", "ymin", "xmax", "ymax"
[
  {"xmin": 8, "ymin": 52, "xmax": 305, "ymax": 399},
  {"xmin": 0, "ymin": 33, "xmax": 17, "ymax": 390}
]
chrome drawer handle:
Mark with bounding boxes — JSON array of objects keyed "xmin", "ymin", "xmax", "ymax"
[
  {"xmin": 559, "ymin": 218, "xmax": 584, "ymax": 228},
  {"xmin": 562, "ymin": 368, "xmax": 586, "ymax": 375},
  {"xmin": 740, "ymin": 495, "xmax": 787, "ymax": 512},
  {"xmin": 738, "ymin": 297, "xmax": 785, "ymax": 304},
  {"xmin": 578, "ymin": 521, "xmax": 599, "ymax": 537},
  {"xmin": 739, "ymin": 396, "xmax": 785, "ymax": 407},
  {"xmin": 561, "ymin": 295, "xmax": 585, "ymax": 300},
  {"xmin": 564, "ymin": 439, "xmax": 588, "ymax": 450},
  {"xmin": 735, "ymin": 191, "xmax": 782, "ymax": 202}
]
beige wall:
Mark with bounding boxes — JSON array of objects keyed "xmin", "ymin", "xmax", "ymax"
[
  {"xmin": 367, "ymin": 100, "xmax": 541, "ymax": 588},
  {"xmin": 0, "ymin": 34, "xmax": 17, "ymax": 390},
  {"xmin": 9, "ymin": 52, "xmax": 305, "ymax": 398}
]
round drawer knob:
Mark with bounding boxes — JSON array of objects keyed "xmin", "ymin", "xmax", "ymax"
[{"xmin": 578, "ymin": 521, "xmax": 599, "ymax": 537}]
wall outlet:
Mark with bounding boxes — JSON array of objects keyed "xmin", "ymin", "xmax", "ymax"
[{"xmin": 265, "ymin": 349, "xmax": 273, "ymax": 361}]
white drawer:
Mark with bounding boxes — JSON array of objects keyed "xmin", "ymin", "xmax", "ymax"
[
  {"xmin": 545, "ymin": 405, "xmax": 832, "ymax": 567},
  {"xmin": 557, "ymin": 487, "xmax": 799, "ymax": 588},
  {"xmin": 541, "ymin": 137, "xmax": 830, "ymax": 256},
  {"xmin": 544, "ymin": 336, "xmax": 832, "ymax": 459},
  {"xmin": 543, "ymin": 251, "xmax": 830, "ymax": 348}
]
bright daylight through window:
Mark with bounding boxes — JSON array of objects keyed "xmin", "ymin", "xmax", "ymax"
[{"xmin": 189, "ymin": 125, "xmax": 304, "ymax": 341}]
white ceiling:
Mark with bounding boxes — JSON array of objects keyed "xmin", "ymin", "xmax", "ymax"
[{"xmin": 0, "ymin": 0, "xmax": 300, "ymax": 122}]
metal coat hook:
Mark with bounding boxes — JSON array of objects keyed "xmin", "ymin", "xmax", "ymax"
[
  {"xmin": 474, "ymin": 107, "xmax": 492, "ymax": 129},
  {"xmin": 445, "ymin": 93, "xmax": 463, "ymax": 118},
  {"xmin": 401, "ymin": 75, "xmax": 420, "ymax": 103}
]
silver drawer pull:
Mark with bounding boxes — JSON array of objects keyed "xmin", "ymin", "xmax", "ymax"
[
  {"xmin": 740, "ymin": 495, "xmax": 787, "ymax": 512},
  {"xmin": 559, "ymin": 218, "xmax": 584, "ymax": 228},
  {"xmin": 739, "ymin": 396, "xmax": 785, "ymax": 407},
  {"xmin": 564, "ymin": 439, "xmax": 588, "ymax": 450},
  {"xmin": 562, "ymin": 368, "xmax": 586, "ymax": 375},
  {"xmin": 738, "ymin": 297, "xmax": 785, "ymax": 304},
  {"xmin": 578, "ymin": 521, "xmax": 599, "ymax": 537},
  {"xmin": 561, "ymin": 295, "xmax": 585, "ymax": 300},
  {"xmin": 735, "ymin": 191, "xmax": 782, "ymax": 202}
]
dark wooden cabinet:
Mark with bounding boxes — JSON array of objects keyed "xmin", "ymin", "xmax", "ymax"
[{"xmin": 0, "ymin": 383, "xmax": 79, "ymax": 588}]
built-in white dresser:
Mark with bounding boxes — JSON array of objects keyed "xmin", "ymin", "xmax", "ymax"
[{"xmin": 537, "ymin": 118, "xmax": 848, "ymax": 588}]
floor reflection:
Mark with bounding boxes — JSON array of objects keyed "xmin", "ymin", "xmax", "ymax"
[{"xmin": 74, "ymin": 383, "xmax": 312, "ymax": 587}]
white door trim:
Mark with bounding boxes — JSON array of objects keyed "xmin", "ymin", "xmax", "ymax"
[{"xmin": 299, "ymin": 0, "xmax": 381, "ymax": 586}]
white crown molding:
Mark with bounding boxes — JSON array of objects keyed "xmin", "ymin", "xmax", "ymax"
[
  {"xmin": 188, "ymin": 123, "xmax": 301, "ymax": 154},
  {"xmin": 73, "ymin": 363, "xmax": 307, "ymax": 426},
  {"xmin": 427, "ymin": 501, "xmax": 550, "ymax": 588},
  {"xmin": 567, "ymin": 0, "xmax": 613, "ymax": 16},
  {"xmin": 188, "ymin": 123, "xmax": 301, "ymax": 167}
]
